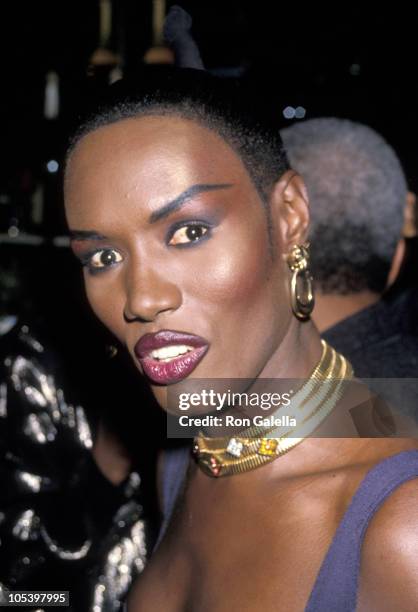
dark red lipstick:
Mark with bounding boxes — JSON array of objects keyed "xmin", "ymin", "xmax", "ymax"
[{"xmin": 134, "ymin": 330, "xmax": 209, "ymax": 385}]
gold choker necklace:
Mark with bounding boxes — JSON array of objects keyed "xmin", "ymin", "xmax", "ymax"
[{"xmin": 193, "ymin": 341, "xmax": 353, "ymax": 477}]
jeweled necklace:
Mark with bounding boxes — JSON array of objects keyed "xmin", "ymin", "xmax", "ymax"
[{"xmin": 193, "ymin": 341, "xmax": 353, "ymax": 477}]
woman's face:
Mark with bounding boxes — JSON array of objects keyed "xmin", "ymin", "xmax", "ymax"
[{"xmin": 65, "ymin": 115, "xmax": 303, "ymax": 409}]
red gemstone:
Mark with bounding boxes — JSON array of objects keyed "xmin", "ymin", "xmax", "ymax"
[{"xmin": 210, "ymin": 457, "xmax": 221, "ymax": 476}]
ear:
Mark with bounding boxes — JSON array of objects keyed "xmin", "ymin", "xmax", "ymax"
[
  {"xmin": 387, "ymin": 190, "xmax": 417, "ymax": 287},
  {"xmin": 404, "ymin": 191, "xmax": 417, "ymax": 238},
  {"xmin": 269, "ymin": 171, "xmax": 310, "ymax": 252},
  {"xmin": 387, "ymin": 238, "xmax": 405, "ymax": 288}
]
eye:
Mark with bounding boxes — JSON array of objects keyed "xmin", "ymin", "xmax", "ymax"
[
  {"xmin": 89, "ymin": 248, "xmax": 123, "ymax": 269},
  {"xmin": 168, "ymin": 224, "xmax": 209, "ymax": 246}
]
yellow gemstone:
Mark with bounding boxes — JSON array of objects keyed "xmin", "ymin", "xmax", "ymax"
[{"xmin": 257, "ymin": 439, "xmax": 278, "ymax": 456}]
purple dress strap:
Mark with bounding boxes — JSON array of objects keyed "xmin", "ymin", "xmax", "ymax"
[
  {"xmin": 305, "ymin": 449, "xmax": 418, "ymax": 611},
  {"xmin": 154, "ymin": 445, "xmax": 190, "ymax": 550}
]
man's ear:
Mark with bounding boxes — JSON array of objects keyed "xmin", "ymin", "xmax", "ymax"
[
  {"xmin": 386, "ymin": 191, "xmax": 417, "ymax": 287},
  {"xmin": 269, "ymin": 170, "xmax": 310, "ymax": 251},
  {"xmin": 404, "ymin": 191, "xmax": 417, "ymax": 238}
]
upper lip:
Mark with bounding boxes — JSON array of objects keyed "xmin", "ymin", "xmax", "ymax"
[{"xmin": 134, "ymin": 329, "xmax": 209, "ymax": 359}]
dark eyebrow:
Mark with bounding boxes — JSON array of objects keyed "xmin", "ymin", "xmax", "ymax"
[
  {"xmin": 149, "ymin": 183, "xmax": 233, "ymax": 224},
  {"xmin": 69, "ymin": 230, "xmax": 108, "ymax": 242}
]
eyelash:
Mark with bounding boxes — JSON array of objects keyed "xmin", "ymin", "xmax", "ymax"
[
  {"xmin": 80, "ymin": 248, "xmax": 122, "ymax": 275},
  {"xmin": 166, "ymin": 220, "xmax": 213, "ymax": 248},
  {"xmin": 80, "ymin": 221, "xmax": 213, "ymax": 275}
]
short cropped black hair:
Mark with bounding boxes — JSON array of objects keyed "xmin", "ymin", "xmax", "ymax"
[{"xmin": 67, "ymin": 67, "xmax": 289, "ymax": 202}]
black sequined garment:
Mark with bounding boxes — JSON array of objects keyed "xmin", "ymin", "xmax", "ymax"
[{"xmin": 0, "ymin": 321, "xmax": 152, "ymax": 611}]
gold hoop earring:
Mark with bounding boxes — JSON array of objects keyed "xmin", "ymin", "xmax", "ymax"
[{"xmin": 286, "ymin": 243, "xmax": 315, "ymax": 320}]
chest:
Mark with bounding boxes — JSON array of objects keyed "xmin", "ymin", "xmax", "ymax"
[{"xmin": 129, "ymin": 475, "xmax": 352, "ymax": 611}]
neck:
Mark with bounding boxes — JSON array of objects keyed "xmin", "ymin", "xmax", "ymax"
[
  {"xmin": 313, "ymin": 291, "xmax": 380, "ymax": 333},
  {"xmin": 259, "ymin": 316, "xmax": 323, "ymax": 379},
  {"xmin": 201, "ymin": 318, "xmax": 323, "ymax": 439}
]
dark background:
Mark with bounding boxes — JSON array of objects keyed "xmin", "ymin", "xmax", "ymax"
[
  {"xmin": 0, "ymin": 1, "xmax": 416, "ymax": 451},
  {"xmin": 1, "ymin": 3, "xmax": 417, "ymax": 238}
]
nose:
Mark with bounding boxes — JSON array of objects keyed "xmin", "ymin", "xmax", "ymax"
[{"xmin": 123, "ymin": 264, "xmax": 182, "ymax": 323}]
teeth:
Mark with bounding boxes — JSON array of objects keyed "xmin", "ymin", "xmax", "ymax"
[{"xmin": 150, "ymin": 345, "xmax": 194, "ymax": 362}]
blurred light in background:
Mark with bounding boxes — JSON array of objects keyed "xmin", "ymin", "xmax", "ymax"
[
  {"xmin": 349, "ymin": 63, "xmax": 361, "ymax": 76},
  {"xmin": 283, "ymin": 106, "xmax": 307, "ymax": 120},
  {"xmin": 46, "ymin": 160, "xmax": 59, "ymax": 174}
]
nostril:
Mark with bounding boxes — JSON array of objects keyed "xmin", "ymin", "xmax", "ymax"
[
  {"xmin": 123, "ymin": 310, "xmax": 135, "ymax": 323},
  {"xmin": 123, "ymin": 310, "xmax": 151, "ymax": 324},
  {"xmin": 124, "ymin": 279, "xmax": 182, "ymax": 323}
]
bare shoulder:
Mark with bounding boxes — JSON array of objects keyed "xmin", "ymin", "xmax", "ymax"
[{"xmin": 358, "ymin": 476, "xmax": 418, "ymax": 611}]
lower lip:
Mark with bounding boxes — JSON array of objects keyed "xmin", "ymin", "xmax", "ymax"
[{"xmin": 138, "ymin": 346, "xmax": 208, "ymax": 385}]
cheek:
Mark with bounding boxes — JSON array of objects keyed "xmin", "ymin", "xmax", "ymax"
[
  {"xmin": 84, "ymin": 273, "xmax": 125, "ymax": 341},
  {"xmin": 188, "ymin": 225, "xmax": 284, "ymax": 315},
  {"xmin": 181, "ymin": 225, "xmax": 292, "ymax": 374}
]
